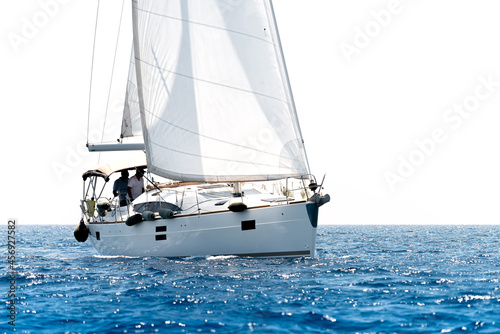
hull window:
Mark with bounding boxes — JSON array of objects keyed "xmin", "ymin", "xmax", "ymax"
[
  {"xmin": 156, "ymin": 226, "xmax": 167, "ymax": 232},
  {"xmin": 155, "ymin": 234, "xmax": 167, "ymax": 241},
  {"xmin": 241, "ymin": 220, "xmax": 256, "ymax": 231}
]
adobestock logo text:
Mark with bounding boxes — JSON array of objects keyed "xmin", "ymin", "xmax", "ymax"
[
  {"xmin": 340, "ymin": 0, "xmax": 414, "ymax": 64},
  {"xmin": 385, "ymin": 74, "xmax": 500, "ymax": 191},
  {"xmin": 7, "ymin": 0, "xmax": 71, "ymax": 54}
]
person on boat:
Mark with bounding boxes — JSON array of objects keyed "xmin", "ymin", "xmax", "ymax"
[
  {"xmin": 127, "ymin": 168, "xmax": 145, "ymax": 201},
  {"xmin": 113, "ymin": 170, "xmax": 129, "ymax": 207}
]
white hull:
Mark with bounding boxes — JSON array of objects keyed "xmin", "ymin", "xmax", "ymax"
[{"xmin": 87, "ymin": 202, "xmax": 317, "ymax": 258}]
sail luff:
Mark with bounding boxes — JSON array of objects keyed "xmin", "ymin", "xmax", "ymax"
[
  {"xmin": 266, "ymin": 0, "xmax": 311, "ymax": 175},
  {"xmin": 131, "ymin": 0, "xmax": 152, "ymax": 167}
]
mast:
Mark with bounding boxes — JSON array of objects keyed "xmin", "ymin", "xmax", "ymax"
[{"xmin": 131, "ymin": 0, "xmax": 150, "ymax": 160}]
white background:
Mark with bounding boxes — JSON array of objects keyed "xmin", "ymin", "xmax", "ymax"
[{"xmin": 2, "ymin": 0, "xmax": 500, "ymax": 226}]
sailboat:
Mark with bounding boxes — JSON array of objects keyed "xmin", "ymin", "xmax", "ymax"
[{"xmin": 75, "ymin": 0, "xmax": 329, "ymax": 258}]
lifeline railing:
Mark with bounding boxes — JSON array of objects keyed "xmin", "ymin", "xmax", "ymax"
[{"xmin": 283, "ymin": 175, "xmax": 323, "ymax": 205}]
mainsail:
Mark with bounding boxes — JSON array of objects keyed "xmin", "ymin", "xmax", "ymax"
[
  {"xmin": 131, "ymin": 0, "xmax": 309, "ymax": 182},
  {"xmin": 121, "ymin": 48, "xmax": 142, "ymax": 139}
]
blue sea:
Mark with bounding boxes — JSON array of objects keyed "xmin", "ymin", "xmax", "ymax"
[{"xmin": 1, "ymin": 225, "xmax": 500, "ymax": 333}]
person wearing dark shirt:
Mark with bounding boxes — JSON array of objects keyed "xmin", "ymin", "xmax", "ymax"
[{"xmin": 113, "ymin": 170, "xmax": 129, "ymax": 206}]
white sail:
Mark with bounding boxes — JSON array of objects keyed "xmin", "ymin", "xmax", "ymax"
[
  {"xmin": 121, "ymin": 47, "xmax": 142, "ymax": 139},
  {"xmin": 132, "ymin": 0, "xmax": 309, "ymax": 182}
]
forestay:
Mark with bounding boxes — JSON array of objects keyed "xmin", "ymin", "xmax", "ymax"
[{"xmin": 132, "ymin": 0, "xmax": 309, "ymax": 182}]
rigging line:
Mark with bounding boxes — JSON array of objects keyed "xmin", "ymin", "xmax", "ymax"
[
  {"xmin": 99, "ymin": 0, "xmax": 126, "ymax": 165},
  {"xmin": 87, "ymin": 0, "xmax": 101, "ymax": 145}
]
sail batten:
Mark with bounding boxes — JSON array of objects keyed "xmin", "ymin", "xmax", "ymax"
[{"xmin": 132, "ymin": 0, "xmax": 309, "ymax": 182}]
